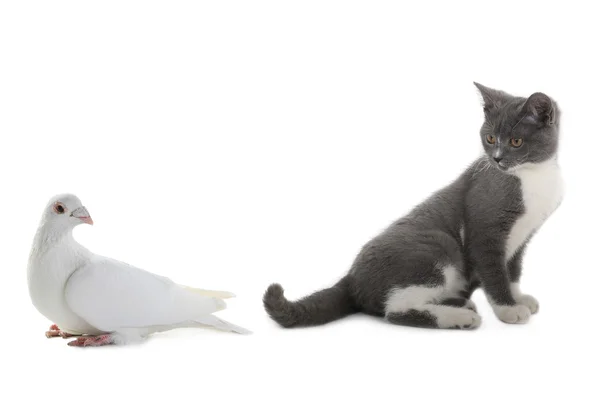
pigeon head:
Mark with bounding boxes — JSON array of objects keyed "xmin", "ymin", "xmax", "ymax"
[{"xmin": 43, "ymin": 194, "xmax": 94, "ymax": 229}]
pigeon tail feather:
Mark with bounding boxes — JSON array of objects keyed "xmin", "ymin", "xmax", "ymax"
[
  {"xmin": 194, "ymin": 315, "xmax": 251, "ymax": 334},
  {"xmin": 182, "ymin": 286, "xmax": 236, "ymax": 299}
]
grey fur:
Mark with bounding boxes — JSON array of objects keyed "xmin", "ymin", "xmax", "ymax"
[{"xmin": 263, "ymin": 83, "xmax": 562, "ymax": 329}]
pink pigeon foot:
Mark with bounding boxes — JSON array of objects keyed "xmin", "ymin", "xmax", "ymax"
[
  {"xmin": 67, "ymin": 335, "xmax": 114, "ymax": 347},
  {"xmin": 45, "ymin": 324, "xmax": 80, "ymax": 338},
  {"xmin": 45, "ymin": 324, "xmax": 60, "ymax": 338}
]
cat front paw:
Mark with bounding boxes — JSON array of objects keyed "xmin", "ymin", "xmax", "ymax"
[
  {"xmin": 515, "ymin": 294, "xmax": 539, "ymax": 314},
  {"xmin": 493, "ymin": 304, "xmax": 531, "ymax": 324}
]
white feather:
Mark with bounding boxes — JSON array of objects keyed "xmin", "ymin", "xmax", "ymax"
[{"xmin": 64, "ymin": 256, "xmax": 226, "ymax": 332}]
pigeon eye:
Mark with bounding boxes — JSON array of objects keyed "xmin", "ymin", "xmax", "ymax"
[{"xmin": 53, "ymin": 203, "xmax": 66, "ymax": 214}]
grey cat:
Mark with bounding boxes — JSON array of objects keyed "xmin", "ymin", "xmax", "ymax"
[{"xmin": 263, "ymin": 83, "xmax": 564, "ymax": 329}]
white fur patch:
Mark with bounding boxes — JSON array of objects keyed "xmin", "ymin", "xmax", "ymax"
[
  {"xmin": 510, "ymin": 283, "xmax": 539, "ymax": 314},
  {"xmin": 386, "ymin": 285, "xmax": 444, "ymax": 311},
  {"xmin": 385, "ymin": 265, "xmax": 479, "ymax": 328},
  {"xmin": 505, "ymin": 158, "xmax": 564, "ymax": 261},
  {"xmin": 441, "ymin": 266, "xmax": 468, "ymax": 297},
  {"xmin": 491, "ymin": 304, "xmax": 531, "ymax": 324},
  {"xmin": 386, "ymin": 266, "xmax": 465, "ymax": 311},
  {"xmin": 426, "ymin": 305, "xmax": 481, "ymax": 328},
  {"xmin": 487, "ymin": 284, "xmax": 538, "ymax": 323},
  {"xmin": 509, "ymin": 282, "xmax": 522, "ymax": 298}
]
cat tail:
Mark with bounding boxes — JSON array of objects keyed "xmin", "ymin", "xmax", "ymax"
[{"xmin": 263, "ymin": 276, "xmax": 355, "ymax": 328}]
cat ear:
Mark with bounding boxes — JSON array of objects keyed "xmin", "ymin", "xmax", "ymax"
[
  {"xmin": 523, "ymin": 92, "xmax": 555, "ymax": 125},
  {"xmin": 473, "ymin": 82, "xmax": 512, "ymax": 111}
]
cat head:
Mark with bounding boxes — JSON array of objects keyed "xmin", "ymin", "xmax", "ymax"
[{"xmin": 474, "ymin": 82, "xmax": 560, "ymax": 172}]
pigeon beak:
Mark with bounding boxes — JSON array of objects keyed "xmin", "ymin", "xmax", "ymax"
[{"xmin": 71, "ymin": 207, "xmax": 94, "ymax": 225}]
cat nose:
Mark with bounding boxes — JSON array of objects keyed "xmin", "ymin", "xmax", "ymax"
[{"xmin": 493, "ymin": 156, "xmax": 503, "ymax": 163}]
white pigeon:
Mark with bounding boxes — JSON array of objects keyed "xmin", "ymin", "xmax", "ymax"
[{"xmin": 27, "ymin": 193, "xmax": 250, "ymax": 347}]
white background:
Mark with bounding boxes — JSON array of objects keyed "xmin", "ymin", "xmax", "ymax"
[{"xmin": 1, "ymin": 1, "xmax": 598, "ymax": 399}]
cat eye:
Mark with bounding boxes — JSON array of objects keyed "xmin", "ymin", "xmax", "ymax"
[
  {"xmin": 510, "ymin": 138, "xmax": 523, "ymax": 148},
  {"xmin": 486, "ymin": 135, "xmax": 496, "ymax": 144},
  {"xmin": 53, "ymin": 203, "xmax": 66, "ymax": 214}
]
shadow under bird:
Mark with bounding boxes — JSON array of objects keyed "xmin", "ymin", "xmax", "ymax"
[{"xmin": 27, "ymin": 194, "xmax": 250, "ymax": 347}]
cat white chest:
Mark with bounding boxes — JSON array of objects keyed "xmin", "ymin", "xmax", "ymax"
[{"xmin": 505, "ymin": 159, "xmax": 564, "ymax": 261}]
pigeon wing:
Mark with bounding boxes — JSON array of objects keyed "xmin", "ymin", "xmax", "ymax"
[{"xmin": 64, "ymin": 256, "xmax": 225, "ymax": 332}]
